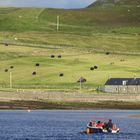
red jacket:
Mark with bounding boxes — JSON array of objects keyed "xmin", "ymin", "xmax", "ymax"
[{"xmin": 96, "ymin": 123, "xmax": 103, "ymax": 128}]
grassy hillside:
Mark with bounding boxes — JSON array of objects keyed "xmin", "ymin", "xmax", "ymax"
[
  {"xmin": 88, "ymin": 0, "xmax": 140, "ymax": 25},
  {"xmin": 90, "ymin": 0, "xmax": 140, "ymax": 5},
  {"xmin": 0, "ymin": 0, "xmax": 139, "ymax": 31},
  {"xmin": 0, "ymin": 1, "xmax": 140, "ymax": 90},
  {"xmin": 0, "ymin": 44, "xmax": 140, "ymax": 91},
  {"xmin": 0, "ymin": 6, "xmax": 139, "ymax": 52}
]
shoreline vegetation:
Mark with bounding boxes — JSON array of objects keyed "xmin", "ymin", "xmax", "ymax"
[
  {"xmin": 0, "ymin": 100, "xmax": 140, "ymax": 110},
  {"xmin": 0, "ymin": 90, "xmax": 140, "ymax": 110}
]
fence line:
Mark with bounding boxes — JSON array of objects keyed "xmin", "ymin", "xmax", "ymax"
[{"xmin": 1, "ymin": 41, "xmax": 140, "ymax": 56}]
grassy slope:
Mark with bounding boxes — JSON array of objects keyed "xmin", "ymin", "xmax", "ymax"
[
  {"xmin": 0, "ymin": 44, "xmax": 140, "ymax": 90},
  {"xmin": 0, "ymin": 5, "xmax": 139, "ymax": 52},
  {"xmin": 0, "ymin": 1, "xmax": 140, "ymax": 90}
]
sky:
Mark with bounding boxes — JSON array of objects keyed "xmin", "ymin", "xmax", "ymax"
[{"xmin": 0, "ymin": 0, "xmax": 96, "ymax": 9}]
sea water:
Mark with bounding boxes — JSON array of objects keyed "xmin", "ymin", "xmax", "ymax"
[{"xmin": 0, "ymin": 110, "xmax": 140, "ymax": 140}]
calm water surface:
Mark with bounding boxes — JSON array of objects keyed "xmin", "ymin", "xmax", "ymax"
[{"xmin": 0, "ymin": 110, "xmax": 140, "ymax": 140}]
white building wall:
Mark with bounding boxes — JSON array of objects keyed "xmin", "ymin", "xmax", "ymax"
[{"xmin": 104, "ymin": 85, "xmax": 140, "ymax": 93}]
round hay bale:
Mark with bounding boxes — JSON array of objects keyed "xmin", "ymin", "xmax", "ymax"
[
  {"xmin": 90, "ymin": 67, "xmax": 94, "ymax": 70},
  {"xmin": 5, "ymin": 69, "xmax": 8, "ymax": 72},
  {"xmin": 58, "ymin": 55, "xmax": 62, "ymax": 58},
  {"xmin": 94, "ymin": 66, "xmax": 98, "ymax": 69},
  {"xmin": 10, "ymin": 66, "xmax": 14, "ymax": 69},
  {"xmin": 35, "ymin": 63, "xmax": 40, "ymax": 67},
  {"xmin": 59, "ymin": 73, "xmax": 64, "ymax": 77},
  {"xmin": 51, "ymin": 55, "xmax": 55, "ymax": 58},
  {"xmin": 5, "ymin": 43, "xmax": 9, "ymax": 46},
  {"xmin": 106, "ymin": 52, "xmax": 110, "ymax": 55},
  {"xmin": 32, "ymin": 71, "xmax": 36, "ymax": 75}
]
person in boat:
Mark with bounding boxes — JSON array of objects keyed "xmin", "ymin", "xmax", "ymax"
[
  {"xmin": 89, "ymin": 120, "xmax": 96, "ymax": 127},
  {"xmin": 106, "ymin": 119, "xmax": 113, "ymax": 131},
  {"xmin": 96, "ymin": 121, "xmax": 103, "ymax": 128},
  {"xmin": 92, "ymin": 120, "xmax": 97, "ymax": 127},
  {"xmin": 89, "ymin": 121, "xmax": 92, "ymax": 126},
  {"xmin": 102, "ymin": 122, "xmax": 108, "ymax": 129},
  {"xmin": 112, "ymin": 124, "xmax": 117, "ymax": 130}
]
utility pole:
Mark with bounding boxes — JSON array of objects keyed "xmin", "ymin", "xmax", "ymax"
[
  {"xmin": 10, "ymin": 72, "xmax": 12, "ymax": 88},
  {"xmin": 57, "ymin": 15, "xmax": 59, "ymax": 31}
]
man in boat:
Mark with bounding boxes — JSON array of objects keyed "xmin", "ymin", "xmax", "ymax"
[
  {"xmin": 96, "ymin": 121, "xmax": 103, "ymax": 128},
  {"xmin": 106, "ymin": 119, "xmax": 113, "ymax": 131},
  {"xmin": 89, "ymin": 120, "xmax": 96, "ymax": 127}
]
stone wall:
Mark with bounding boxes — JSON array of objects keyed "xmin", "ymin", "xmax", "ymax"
[{"xmin": 104, "ymin": 85, "xmax": 140, "ymax": 94}]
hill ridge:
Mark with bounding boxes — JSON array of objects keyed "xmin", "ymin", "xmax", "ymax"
[{"xmin": 88, "ymin": 0, "xmax": 140, "ymax": 7}]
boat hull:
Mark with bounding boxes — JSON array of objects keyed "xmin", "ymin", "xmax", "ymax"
[{"xmin": 86, "ymin": 126, "xmax": 119, "ymax": 134}]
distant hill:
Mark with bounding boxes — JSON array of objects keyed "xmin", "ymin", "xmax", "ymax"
[
  {"xmin": 86, "ymin": 0, "xmax": 140, "ymax": 25},
  {"xmin": 88, "ymin": 0, "xmax": 140, "ymax": 7},
  {"xmin": 0, "ymin": 2, "xmax": 139, "ymax": 53},
  {"xmin": 0, "ymin": 0, "xmax": 140, "ymax": 32}
]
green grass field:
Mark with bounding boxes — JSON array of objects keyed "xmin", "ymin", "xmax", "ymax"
[
  {"xmin": 0, "ymin": 44, "xmax": 140, "ymax": 90},
  {"xmin": 0, "ymin": 0, "xmax": 140, "ymax": 91}
]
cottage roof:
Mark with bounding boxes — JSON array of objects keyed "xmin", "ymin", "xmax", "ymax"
[{"xmin": 105, "ymin": 78, "xmax": 140, "ymax": 85}]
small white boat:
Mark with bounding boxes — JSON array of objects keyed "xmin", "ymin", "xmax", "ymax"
[{"xmin": 86, "ymin": 119, "xmax": 119, "ymax": 134}]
